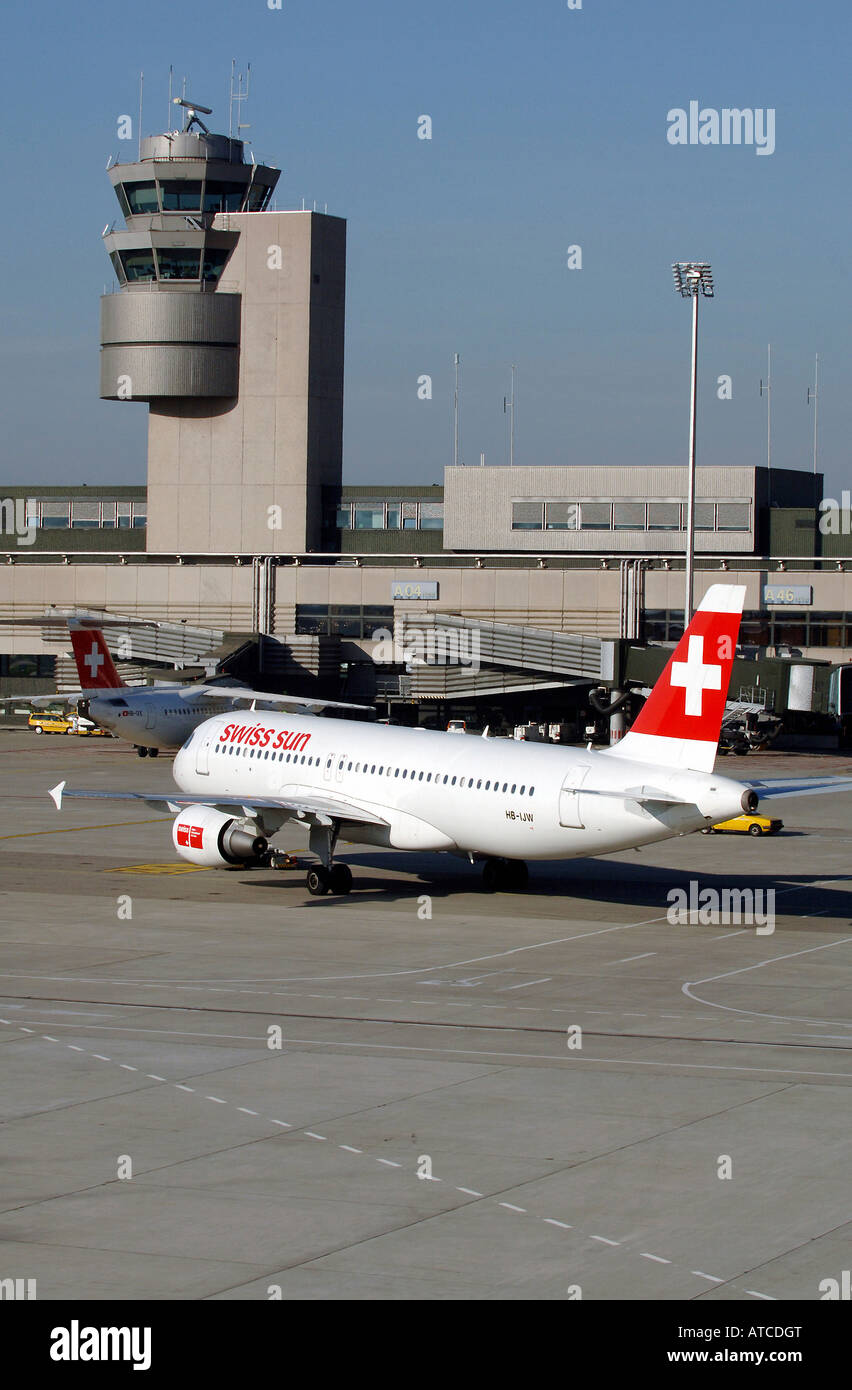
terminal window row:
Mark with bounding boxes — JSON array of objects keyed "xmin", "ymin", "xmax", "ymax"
[
  {"xmin": 511, "ymin": 501, "xmax": 751, "ymax": 532},
  {"xmin": 335, "ymin": 501, "xmax": 444, "ymax": 531},
  {"xmin": 295, "ymin": 605, "xmax": 395, "ymax": 638},
  {"xmin": 114, "ymin": 178, "xmax": 271, "ymax": 219},
  {"xmin": 645, "ymin": 609, "xmax": 848, "ymax": 648},
  {"xmin": 110, "ymin": 247, "xmax": 232, "ymax": 286},
  {"xmin": 0, "ymin": 654, "xmax": 56, "ymax": 679},
  {"xmin": 19, "ymin": 500, "xmax": 147, "ymax": 530}
]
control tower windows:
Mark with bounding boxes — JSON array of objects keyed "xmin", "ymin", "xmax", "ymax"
[
  {"xmin": 109, "ymin": 252, "xmax": 127, "ymax": 286},
  {"xmin": 246, "ymin": 184, "xmax": 269, "ymax": 211},
  {"xmin": 201, "ymin": 248, "xmax": 232, "ymax": 283},
  {"xmin": 156, "ymin": 248, "xmax": 201, "ymax": 280},
  {"xmin": 203, "ymin": 181, "xmax": 245, "ymax": 214},
  {"xmin": 119, "ymin": 249, "xmax": 156, "ymax": 282},
  {"xmin": 160, "ymin": 181, "xmax": 202, "ymax": 212},
  {"xmin": 125, "ymin": 182, "xmax": 158, "ymax": 215},
  {"xmin": 114, "ymin": 185, "xmax": 131, "ymax": 218}
]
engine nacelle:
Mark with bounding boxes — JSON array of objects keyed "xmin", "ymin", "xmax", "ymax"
[{"xmin": 173, "ymin": 805, "xmax": 268, "ymax": 867}]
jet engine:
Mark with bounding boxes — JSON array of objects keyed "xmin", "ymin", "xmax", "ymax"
[{"xmin": 173, "ymin": 805, "xmax": 268, "ymax": 867}]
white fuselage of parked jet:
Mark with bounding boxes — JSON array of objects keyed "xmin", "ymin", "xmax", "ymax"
[
  {"xmin": 86, "ymin": 688, "xmax": 226, "ymax": 750},
  {"xmin": 173, "ymin": 711, "xmax": 750, "ymax": 861}
]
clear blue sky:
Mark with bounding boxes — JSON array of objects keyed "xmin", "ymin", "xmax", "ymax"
[{"xmin": 1, "ymin": 0, "xmax": 848, "ymax": 492}]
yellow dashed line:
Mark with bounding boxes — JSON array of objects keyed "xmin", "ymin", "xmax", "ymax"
[
  {"xmin": 0, "ymin": 817, "xmax": 172, "ymax": 841},
  {"xmin": 105, "ymin": 862, "xmax": 212, "ymax": 875}
]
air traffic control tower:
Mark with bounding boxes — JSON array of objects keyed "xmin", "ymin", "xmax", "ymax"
[{"xmin": 100, "ymin": 99, "xmax": 346, "ymax": 553}]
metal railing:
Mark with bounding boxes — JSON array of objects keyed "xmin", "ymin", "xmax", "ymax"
[{"xmin": 2, "ymin": 551, "xmax": 850, "ymax": 569}]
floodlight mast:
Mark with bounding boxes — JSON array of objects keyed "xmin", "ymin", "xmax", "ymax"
[{"xmin": 672, "ymin": 262, "xmax": 714, "ymax": 625}]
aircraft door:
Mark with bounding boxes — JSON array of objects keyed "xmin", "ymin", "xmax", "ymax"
[
  {"xmin": 335, "ymin": 753, "xmax": 347, "ymax": 783},
  {"xmin": 323, "ymin": 752, "xmax": 335, "ymax": 783},
  {"xmin": 559, "ymin": 766, "xmax": 589, "ymax": 828},
  {"xmin": 145, "ymin": 701, "xmax": 157, "ymax": 731},
  {"xmin": 195, "ymin": 728, "xmax": 213, "ymax": 776}
]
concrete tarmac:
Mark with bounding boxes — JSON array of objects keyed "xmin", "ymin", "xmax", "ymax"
[{"xmin": 1, "ymin": 727, "xmax": 850, "ymax": 1301}]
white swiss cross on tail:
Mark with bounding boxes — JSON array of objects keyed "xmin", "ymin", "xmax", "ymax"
[
  {"xmin": 606, "ymin": 583, "xmax": 746, "ymax": 773},
  {"xmin": 670, "ymin": 635, "xmax": 722, "ymax": 716},
  {"xmin": 85, "ymin": 644, "xmax": 105, "ymax": 678}
]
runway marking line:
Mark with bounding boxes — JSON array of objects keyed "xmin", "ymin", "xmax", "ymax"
[{"xmin": 0, "ymin": 1014, "xmax": 786, "ymax": 1301}]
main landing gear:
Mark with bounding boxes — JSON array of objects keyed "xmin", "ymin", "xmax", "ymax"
[
  {"xmin": 305, "ymin": 820, "xmax": 353, "ymax": 896},
  {"xmin": 135, "ymin": 747, "xmax": 159, "ymax": 758},
  {"xmin": 481, "ymin": 858, "xmax": 528, "ymax": 893},
  {"xmin": 306, "ymin": 864, "xmax": 353, "ymax": 896}
]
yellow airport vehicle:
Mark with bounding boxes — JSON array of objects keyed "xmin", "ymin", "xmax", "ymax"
[
  {"xmin": 28, "ymin": 711, "xmax": 74, "ymax": 735},
  {"xmin": 702, "ymin": 813, "xmax": 783, "ymax": 837}
]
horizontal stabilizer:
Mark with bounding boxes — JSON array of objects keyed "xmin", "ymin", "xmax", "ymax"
[
  {"xmin": 748, "ymin": 776, "xmax": 852, "ymax": 802},
  {"xmin": 583, "ymin": 785, "xmax": 692, "ymax": 806}
]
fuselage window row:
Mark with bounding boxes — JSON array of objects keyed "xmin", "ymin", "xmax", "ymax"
[{"xmin": 212, "ymin": 742, "xmax": 535, "ymax": 795}]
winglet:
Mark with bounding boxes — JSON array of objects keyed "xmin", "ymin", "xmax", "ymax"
[{"xmin": 49, "ymin": 780, "xmax": 66, "ymax": 810}]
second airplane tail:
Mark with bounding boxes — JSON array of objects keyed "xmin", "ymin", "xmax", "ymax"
[{"xmin": 68, "ymin": 625, "xmax": 126, "ymax": 690}]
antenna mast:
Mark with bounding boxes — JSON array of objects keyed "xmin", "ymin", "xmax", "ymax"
[
  {"xmin": 807, "ymin": 353, "xmax": 819, "ymax": 476},
  {"xmin": 229, "ymin": 62, "xmax": 252, "ymax": 142},
  {"xmin": 137, "ymin": 71, "xmax": 144, "ymax": 159},
  {"xmin": 759, "ymin": 343, "xmax": 772, "ymax": 472},
  {"xmin": 453, "ymin": 353, "xmax": 460, "ymax": 467}
]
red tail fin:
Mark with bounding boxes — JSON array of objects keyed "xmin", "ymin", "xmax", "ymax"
[
  {"xmin": 607, "ymin": 584, "xmax": 745, "ymax": 772},
  {"xmin": 69, "ymin": 628, "xmax": 125, "ymax": 689}
]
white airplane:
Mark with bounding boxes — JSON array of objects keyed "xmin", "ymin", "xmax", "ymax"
[
  {"xmin": 49, "ymin": 585, "xmax": 852, "ymax": 895},
  {"xmin": 9, "ymin": 622, "xmax": 370, "ymax": 755}
]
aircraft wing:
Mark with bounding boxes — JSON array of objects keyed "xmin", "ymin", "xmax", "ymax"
[
  {"xmin": 747, "ymin": 775, "xmax": 852, "ymax": 802},
  {"xmin": 48, "ymin": 781, "xmax": 389, "ymax": 830},
  {"xmin": 0, "ymin": 690, "xmax": 87, "ymax": 707},
  {"xmin": 179, "ymin": 684, "xmax": 373, "ymax": 715}
]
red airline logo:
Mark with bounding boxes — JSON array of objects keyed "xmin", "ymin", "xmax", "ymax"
[
  {"xmin": 219, "ymin": 723, "xmax": 311, "ymax": 753},
  {"xmin": 176, "ymin": 823, "xmax": 203, "ymax": 849}
]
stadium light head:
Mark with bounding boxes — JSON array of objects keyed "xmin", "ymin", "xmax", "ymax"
[{"xmin": 672, "ymin": 262, "xmax": 714, "ymax": 297}]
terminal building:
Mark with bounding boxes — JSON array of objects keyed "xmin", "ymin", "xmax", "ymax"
[{"xmin": 1, "ymin": 102, "xmax": 850, "ymax": 739}]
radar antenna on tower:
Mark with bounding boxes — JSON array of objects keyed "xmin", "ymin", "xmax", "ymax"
[{"xmin": 173, "ymin": 96, "xmax": 213, "ymax": 135}]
